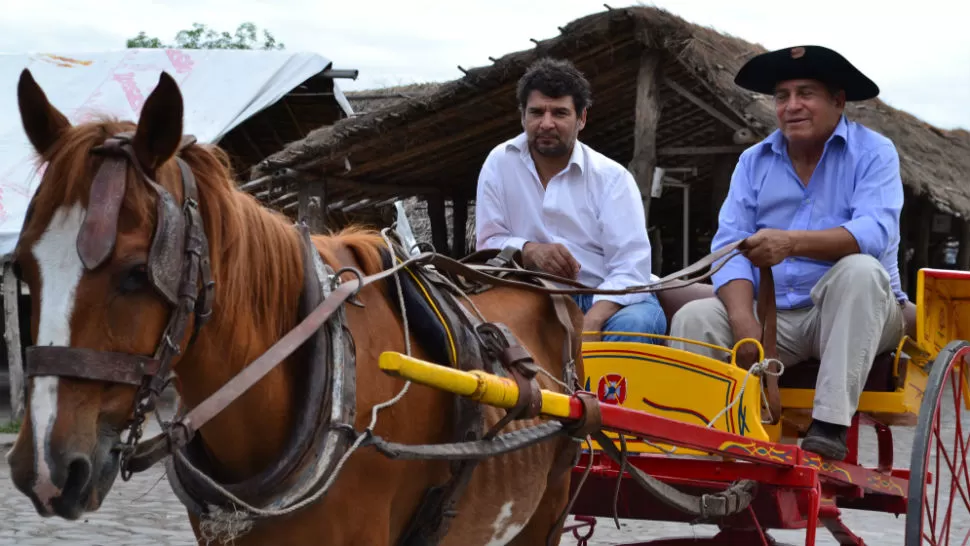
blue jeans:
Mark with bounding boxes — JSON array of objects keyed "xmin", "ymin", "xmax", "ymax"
[{"xmin": 572, "ymin": 293, "xmax": 667, "ymax": 344}]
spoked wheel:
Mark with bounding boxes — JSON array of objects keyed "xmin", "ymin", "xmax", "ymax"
[{"xmin": 906, "ymin": 340, "xmax": 970, "ymax": 545}]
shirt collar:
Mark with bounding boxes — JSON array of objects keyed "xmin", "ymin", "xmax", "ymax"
[
  {"xmin": 507, "ymin": 132, "xmax": 586, "ymax": 175},
  {"xmin": 766, "ymin": 114, "xmax": 849, "ymax": 156}
]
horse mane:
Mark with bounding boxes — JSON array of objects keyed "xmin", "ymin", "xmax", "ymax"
[{"xmin": 27, "ymin": 116, "xmax": 389, "ymax": 347}]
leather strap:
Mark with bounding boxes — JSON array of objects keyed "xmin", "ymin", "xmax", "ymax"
[
  {"xmin": 592, "ymin": 429, "xmax": 756, "ymax": 520},
  {"xmin": 25, "ymin": 346, "xmax": 160, "ymax": 386},
  {"xmin": 755, "ymin": 266, "xmax": 782, "ymax": 424},
  {"xmin": 176, "ymin": 257, "xmax": 418, "ymax": 441},
  {"xmin": 429, "ymin": 240, "xmax": 746, "ymax": 298}
]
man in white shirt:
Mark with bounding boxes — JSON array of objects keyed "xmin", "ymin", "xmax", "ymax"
[{"xmin": 475, "ymin": 57, "xmax": 666, "ymax": 344}]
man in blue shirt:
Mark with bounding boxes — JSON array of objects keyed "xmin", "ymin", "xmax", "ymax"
[{"xmin": 669, "ymin": 46, "xmax": 907, "ymax": 460}]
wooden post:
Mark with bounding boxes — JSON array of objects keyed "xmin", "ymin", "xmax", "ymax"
[
  {"xmin": 451, "ymin": 198, "xmax": 468, "ymax": 259},
  {"xmin": 3, "ymin": 261, "xmax": 24, "ymax": 423},
  {"xmin": 898, "ymin": 195, "xmax": 910, "ymax": 296},
  {"xmin": 426, "ymin": 196, "xmax": 450, "ymax": 256},
  {"xmin": 710, "ymin": 153, "xmax": 737, "ymax": 230},
  {"xmin": 298, "ymin": 179, "xmax": 328, "ymax": 233},
  {"xmin": 957, "ymin": 217, "xmax": 970, "ymax": 271},
  {"xmin": 627, "ymin": 50, "xmax": 662, "ymax": 227},
  {"xmin": 915, "ymin": 197, "xmax": 932, "ymax": 275}
]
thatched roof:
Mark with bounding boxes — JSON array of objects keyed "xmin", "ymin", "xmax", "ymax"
[
  {"xmin": 250, "ymin": 5, "xmax": 970, "ymax": 220},
  {"xmin": 344, "ymin": 83, "xmax": 443, "ymax": 116}
]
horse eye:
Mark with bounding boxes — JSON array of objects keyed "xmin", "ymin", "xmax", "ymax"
[{"xmin": 120, "ymin": 264, "xmax": 149, "ymax": 294}]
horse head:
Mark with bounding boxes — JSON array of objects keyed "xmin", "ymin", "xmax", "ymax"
[{"xmin": 6, "ymin": 68, "xmax": 207, "ymax": 519}]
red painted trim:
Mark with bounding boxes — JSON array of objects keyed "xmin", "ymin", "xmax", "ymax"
[
  {"xmin": 921, "ymin": 268, "xmax": 970, "ymax": 280},
  {"xmin": 568, "ymin": 393, "xmax": 798, "ymax": 466}
]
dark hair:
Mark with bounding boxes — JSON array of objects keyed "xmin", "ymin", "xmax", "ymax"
[{"xmin": 516, "ymin": 58, "xmax": 592, "ymax": 114}]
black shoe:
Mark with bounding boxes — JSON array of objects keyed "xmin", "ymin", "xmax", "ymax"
[{"xmin": 801, "ymin": 419, "xmax": 848, "ymax": 460}]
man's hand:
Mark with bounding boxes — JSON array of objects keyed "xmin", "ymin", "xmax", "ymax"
[
  {"xmin": 717, "ymin": 279, "xmax": 763, "ymax": 369},
  {"xmin": 581, "ymin": 301, "xmax": 622, "ymax": 342},
  {"xmin": 730, "ymin": 316, "xmax": 764, "ymax": 369},
  {"xmin": 522, "ymin": 242, "xmax": 580, "ymax": 279},
  {"xmin": 742, "ymin": 229, "xmax": 794, "ymax": 267}
]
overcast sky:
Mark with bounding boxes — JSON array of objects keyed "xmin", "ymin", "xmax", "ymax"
[{"xmin": 1, "ymin": 0, "xmax": 967, "ymax": 130}]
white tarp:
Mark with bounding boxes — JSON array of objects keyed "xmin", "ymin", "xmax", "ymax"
[{"xmin": 0, "ymin": 49, "xmax": 352, "ymax": 258}]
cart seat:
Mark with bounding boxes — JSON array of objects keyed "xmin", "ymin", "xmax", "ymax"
[{"xmin": 657, "ymin": 286, "xmax": 918, "ymax": 394}]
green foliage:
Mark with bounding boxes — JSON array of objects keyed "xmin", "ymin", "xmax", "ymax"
[
  {"xmin": 126, "ymin": 22, "xmax": 284, "ymax": 50},
  {"xmin": 0, "ymin": 420, "xmax": 20, "ymax": 434}
]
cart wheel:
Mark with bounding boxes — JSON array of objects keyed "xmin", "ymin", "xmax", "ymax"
[{"xmin": 906, "ymin": 340, "xmax": 970, "ymax": 545}]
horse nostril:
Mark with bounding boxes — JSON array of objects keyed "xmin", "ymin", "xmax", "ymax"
[{"xmin": 63, "ymin": 454, "xmax": 92, "ymax": 496}]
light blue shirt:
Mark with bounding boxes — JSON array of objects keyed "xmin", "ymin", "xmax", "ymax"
[{"xmin": 711, "ymin": 115, "xmax": 907, "ymax": 309}]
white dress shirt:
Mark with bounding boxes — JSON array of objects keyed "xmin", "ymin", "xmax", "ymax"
[{"xmin": 475, "ymin": 132, "xmax": 657, "ymax": 307}]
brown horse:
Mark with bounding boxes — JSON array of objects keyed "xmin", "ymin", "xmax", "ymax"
[{"xmin": 6, "ymin": 69, "xmax": 585, "ymax": 545}]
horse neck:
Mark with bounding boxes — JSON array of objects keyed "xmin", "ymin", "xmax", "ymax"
[{"xmin": 175, "ymin": 186, "xmax": 307, "ymax": 479}]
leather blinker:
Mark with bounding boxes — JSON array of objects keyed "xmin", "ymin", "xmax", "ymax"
[{"xmin": 148, "ymin": 184, "xmax": 187, "ymax": 305}]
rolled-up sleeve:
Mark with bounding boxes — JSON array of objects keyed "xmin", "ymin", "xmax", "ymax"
[
  {"xmin": 593, "ymin": 171, "xmax": 654, "ymax": 306},
  {"xmin": 474, "ymin": 155, "xmax": 528, "ymax": 252},
  {"xmin": 711, "ymin": 155, "xmax": 758, "ymax": 294},
  {"xmin": 840, "ymin": 144, "xmax": 903, "ymax": 259}
]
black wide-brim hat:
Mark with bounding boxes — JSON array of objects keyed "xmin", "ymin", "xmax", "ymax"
[{"xmin": 734, "ymin": 45, "xmax": 879, "ymax": 101}]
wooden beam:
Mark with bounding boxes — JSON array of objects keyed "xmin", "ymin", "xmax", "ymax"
[
  {"xmin": 282, "ymin": 98, "xmax": 306, "ymax": 135},
  {"xmin": 659, "ymin": 145, "xmax": 750, "ymax": 156},
  {"xmin": 3, "ymin": 261, "xmax": 24, "ymax": 423},
  {"xmin": 627, "ymin": 50, "xmax": 662, "ymax": 226},
  {"xmin": 426, "ymin": 196, "xmax": 450, "ymax": 255},
  {"xmin": 342, "ymin": 198, "xmax": 374, "ymax": 213},
  {"xmin": 281, "ymin": 171, "xmax": 441, "ymax": 199},
  {"xmin": 710, "ymin": 153, "xmax": 737, "ymax": 229},
  {"xmin": 662, "ymin": 76, "xmax": 744, "ymax": 132},
  {"xmin": 915, "ymin": 198, "xmax": 932, "ymax": 275},
  {"xmin": 452, "ymin": 198, "xmax": 468, "ymax": 258},
  {"xmin": 271, "ymin": 191, "xmax": 299, "ymax": 206},
  {"xmin": 958, "ymin": 217, "xmax": 970, "ymax": 270},
  {"xmin": 238, "ymin": 174, "xmax": 275, "ymax": 193},
  {"xmin": 298, "ymin": 179, "xmax": 328, "ymax": 233},
  {"xmin": 898, "ymin": 194, "xmax": 910, "ymax": 296}
]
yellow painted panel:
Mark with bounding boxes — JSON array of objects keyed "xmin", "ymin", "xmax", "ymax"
[
  {"xmin": 580, "ymin": 341, "xmax": 770, "ymax": 454},
  {"xmin": 915, "ymin": 268, "xmax": 970, "ymax": 357}
]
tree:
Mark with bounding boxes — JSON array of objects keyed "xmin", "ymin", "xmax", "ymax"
[{"xmin": 126, "ymin": 22, "xmax": 284, "ymax": 50}]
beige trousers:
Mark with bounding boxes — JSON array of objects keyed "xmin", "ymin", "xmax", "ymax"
[{"xmin": 668, "ymin": 254, "xmax": 905, "ymax": 426}]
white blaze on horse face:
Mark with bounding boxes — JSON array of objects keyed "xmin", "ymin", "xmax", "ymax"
[
  {"xmin": 26, "ymin": 203, "xmax": 87, "ymax": 509},
  {"xmin": 485, "ymin": 501, "xmax": 525, "ymax": 546}
]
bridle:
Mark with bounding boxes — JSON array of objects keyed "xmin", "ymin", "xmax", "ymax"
[{"xmin": 22, "ymin": 131, "xmax": 215, "ymax": 479}]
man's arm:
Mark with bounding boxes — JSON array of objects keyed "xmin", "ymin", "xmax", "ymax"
[
  {"xmin": 789, "ymin": 228, "xmax": 860, "ymax": 260},
  {"xmin": 837, "ymin": 143, "xmax": 904, "ymax": 259},
  {"xmin": 581, "ymin": 170, "xmax": 654, "ymax": 335},
  {"xmin": 744, "ymin": 144, "xmax": 903, "ymax": 267},
  {"xmin": 710, "ymin": 155, "xmax": 763, "ymax": 356},
  {"xmin": 474, "ymin": 156, "xmax": 528, "ymax": 252},
  {"xmin": 592, "ymin": 171, "xmax": 655, "ymax": 308}
]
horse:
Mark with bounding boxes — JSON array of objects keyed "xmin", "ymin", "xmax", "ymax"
[{"xmin": 5, "ymin": 68, "xmax": 586, "ymax": 546}]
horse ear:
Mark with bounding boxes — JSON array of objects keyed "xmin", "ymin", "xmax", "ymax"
[
  {"xmin": 18, "ymin": 68, "xmax": 71, "ymax": 156},
  {"xmin": 132, "ymin": 72, "xmax": 183, "ymax": 173}
]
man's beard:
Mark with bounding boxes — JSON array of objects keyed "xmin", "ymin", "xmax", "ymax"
[{"xmin": 530, "ymin": 134, "xmax": 570, "ymax": 157}]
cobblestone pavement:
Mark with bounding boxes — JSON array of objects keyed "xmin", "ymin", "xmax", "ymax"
[{"xmin": 0, "ymin": 384, "xmax": 967, "ymax": 545}]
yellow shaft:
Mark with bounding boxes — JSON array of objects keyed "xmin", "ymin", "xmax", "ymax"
[{"xmin": 378, "ymin": 351, "xmax": 574, "ymax": 418}]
